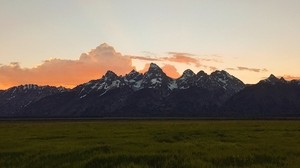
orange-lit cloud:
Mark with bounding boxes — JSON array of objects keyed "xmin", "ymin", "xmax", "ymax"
[
  {"xmin": 163, "ymin": 53, "xmax": 201, "ymax": 67},
  {"xmin": 131, "ymin": 52, "xmax": 221, "ymax": 69},
  {"xmin": 0, "ymin": 43, "xmax": 222, "ymax": 89},
  {"xmin": 282, "ymin": 75, "xmax": 300, "ymax": 81},
  {"xmin": 161, "ymin": 64, "xmax": 180, "ymax": 78},
  {"xmin": 131, "ymin": 51, "xmax": 222, "ymax": 70},
  {"xmin": 0, "ymin": 43, "xmax": 134, "ymax": 89},
  {"xmin": 139, "ymin": 64, "xmax": 151, "ymax": 74}
]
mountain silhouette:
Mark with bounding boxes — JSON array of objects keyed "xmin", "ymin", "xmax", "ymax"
[{"xmin": 0, "ymin": 63, "xmax": 299, "ymax": 118}]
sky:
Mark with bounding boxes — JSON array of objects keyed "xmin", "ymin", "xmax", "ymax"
[{"xmin": 0, "ymin": 0, "xmax": 300, "ymax": 89}]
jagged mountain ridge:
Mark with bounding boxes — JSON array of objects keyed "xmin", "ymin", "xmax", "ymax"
[
  {"xmin": 0, "ymin": 64, "xmax": 300, "ymax": 118},
  {"xmin": 73, "ymin": 63, "xmax": 244, "ymax": 98},
  {"xmin": 223, "ymin": 74, "xmax": 300, "ymax": 117},
  {"xmin": 16, "ymin": 63, "xmax": 245, "ymax": 117},
  {"xmin": 0, "ymin": 84, "xmax": 68, "ymax": 116}
]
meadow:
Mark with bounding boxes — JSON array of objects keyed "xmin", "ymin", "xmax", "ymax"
[{"xmin": 0, "ymin": 120, "xmax": 299, "ymax": 168}]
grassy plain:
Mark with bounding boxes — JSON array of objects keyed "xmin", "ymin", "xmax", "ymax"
[{"xmin": 0, "ymin": 120, "xmax": 299, "ymax": 168}]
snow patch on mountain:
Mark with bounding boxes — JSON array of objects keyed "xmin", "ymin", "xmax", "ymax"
[
  {"xmin": 75, "ymin": 63, "xmax": 245, "ymax": 98},
  {"xmin": 168, "ymin": 80, "xmax": 178, "ymax": 90}
]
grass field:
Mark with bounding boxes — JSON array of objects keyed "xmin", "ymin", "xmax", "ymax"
[{"xmin": 0, "ymin": 120, "xmax": 299, "ymax": 168}]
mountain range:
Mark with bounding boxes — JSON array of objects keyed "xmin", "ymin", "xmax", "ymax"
[{"xmin": 1, "ymin": 63, "xmax": 300, "ymax": 118}]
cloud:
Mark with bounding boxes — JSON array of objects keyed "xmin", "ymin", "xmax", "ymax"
[
  {"xmin": 226, "ymin": 68, "xmax": 236, "ymax": 71},
  {"xmin": 130, "ymin": 52, "xmax": 201, "ymax": 66},
  {"xmin": 130, "ymin": 51, "xmax": 222, "ymax": 70},
  {"xmin": 0, "ymin": 43, "xmax": 134, "ymax": 89},
  {"xmin": 163, "ymin": 53, "xmax": 201, "ymax": 67},
  {"xmin": 282, "ymin": 75, "xmax": 300, "ymax": 81},
  {"xmin": 163, "ymin": 52, "xmax": 222, "ymax": 67},
  {"xmin": 0, "ymin": 43, "xmax": 222, "ymax": 89},
  {"xmin": 129, "ymin": 56, "xmax": 160, "ymax": 61},
  {"xmin": 167, "ymin": 52, "xmax": 195, "ymax": 56},
  {"xmin": 161, "ymin": 64, "xmax": 180, "ymax": 79},
  {"xmin": 130, "ymin": 53, "xmax": 202, "ymax": 67},
  {"xmin": 209, "ymin": 66, "xmax": 218, "ymax": 71},
  {"xmin": 139, "ymin": 64, "xmax": 150, "ymax": 74},
  {"xmin": 226, "ymin": 67, "xmax": 268, "ymax": 73},
  {"xmin": 201, "ymin": 58, "xmax": 223, "ymax": 63},
  {"xmin": 237, "ymin": 67, "xmax": 261, "ymax": 72}
]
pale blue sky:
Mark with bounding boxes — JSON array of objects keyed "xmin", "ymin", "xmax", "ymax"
[{"xmin": 0, "ymin": 0, "xmax": 300, "ymax": 83}]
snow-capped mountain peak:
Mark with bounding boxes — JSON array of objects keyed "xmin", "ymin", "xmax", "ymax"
[
  {"xmin": 124, "ymin": 69, "xmax": 144, "ymax": 90},
  {"xmin": 211, "ymin": 70, "xmax": 234, "ymax": 79},
  {"xmin": 182, "ymin": 69, "xmax": 195, "ymax": 78},
  {"xmin": 74, "ymin": 63, "xmax": 245, "ymax": 98},
  {"xmin": 208, "ymin": 70, "xmax": 244, "ymax": 93},
  {"xmin": 18, "ymin": 84, "xmax": 38, "ymax": 91},
  {"xmin": 144, "ymin": 63, "xmax": 164, "ymax": 79},
  {"xmin": 76, "ymin": 70, "xmax": 124, "ymax": 97},
  {"xmin": 176, "ymin": 69, "xmax": 196, "ymax": 89},
  {"xmin": 196, "ymin": 70, "xmax": 208, "ymax": 77},
  {"xmin": 5, "ymin": 84, "xmax": 68, "ymax": 93},
  {"xmin": 141, "ymin": 63, "xmax": 171, "ymax": 89},
  {"xmin": 0, "ymin": 84, "xmax": 67, "ymax": 113}
]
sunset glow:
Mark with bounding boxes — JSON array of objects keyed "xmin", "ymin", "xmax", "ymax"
[{"xmin": 1, "ymin": 0, "xmax": 300, "ymax": 89}]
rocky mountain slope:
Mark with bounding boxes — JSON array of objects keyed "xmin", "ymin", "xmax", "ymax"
[
  {"xmin": 0, "ymin": 84, "xmax": 68, "ymax": 117},
  {"xmin": 1, "ymin": 64, "xmax": 299, "ymax": 118},
  {"xmin": 223, "ymin": 75, "xmax": 300, "ymax": 118}
]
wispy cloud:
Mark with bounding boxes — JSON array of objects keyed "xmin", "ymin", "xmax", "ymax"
[
  {"xmin": 129, "ymin": 55, "xmax": 160, "ymax": 61},
  {"xmin": 167, "ymin": 52, "xmax": 195, "ymax": 56},
  {"xmin": 131, "ymin": 51, "xmax": 222, "ymax": 68},
  {"xmin": 237, "ymin": 67, "xmax": 261, "ymax": 72},
  {"xmin": 282, "ymin": 75, "xmax": 300, "ymax": 81},
  {"xmin": 163, "ymin": 54, "xmax": 201, "ymax": 67},
  {"xmin": 226, "ymin": 66, "xmax": 268, "ymax": 73},
  {"xmin": 226, "ymin": 68, "xmax": 236, "ymax": 71}
]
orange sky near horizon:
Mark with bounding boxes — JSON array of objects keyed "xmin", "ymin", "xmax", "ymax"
[
  {"xmin": 0, "ymin": 44, "xmax": 194, "ymax": 89},
  {"xmin": 1, "ymin": 1, "xmax": 300, "ymax": 89},
  {"xmin": 0, "ymin": 43, "xmax": 299, "ymax": 90}
]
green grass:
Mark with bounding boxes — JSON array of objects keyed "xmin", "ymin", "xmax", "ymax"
[{"xmin": 0, "ymin": 120, "xmax": 299, "ymax": 168}]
